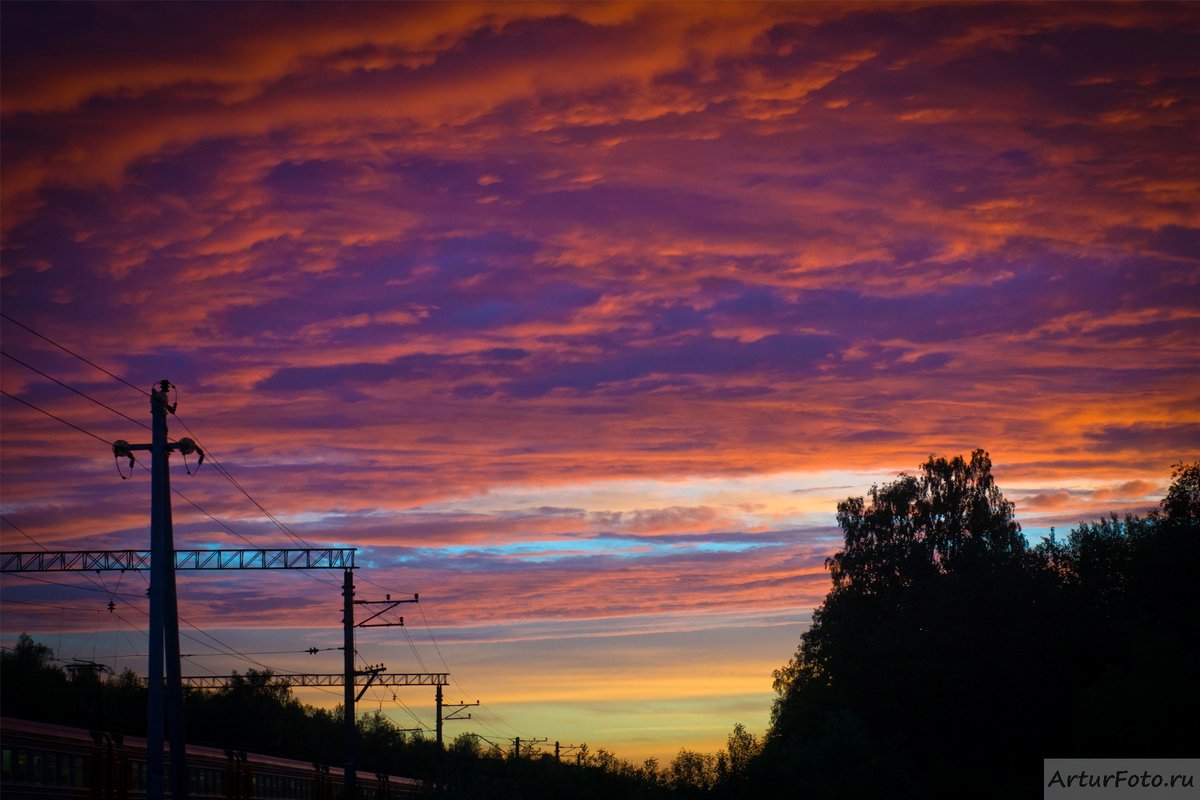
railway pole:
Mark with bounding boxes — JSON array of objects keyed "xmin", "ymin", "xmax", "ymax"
[
  {"xmin": 436, "ymin": 685, "xmax": 443, "ymax": 748},
  {"xmin": 115, "ymin": 380, "xmax": 192, "ymax": 800},
  {"xmin": 343, "ymin": 568, "xmax": 357, "ymax": 798}
]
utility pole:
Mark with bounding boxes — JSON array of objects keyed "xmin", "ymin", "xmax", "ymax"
[
  {"xmin": 342, "ymin": 572, "xmax": 415, "ymax": 799},
  {"xmin": 112, "ymin": 380, "xmax": 201, "ymax": 800},
  {"xmin": 437, "ymin": 692, "xmax": 478, "ymax": 748},
  {"xmin": 555, "ymin": 742, "xmax": 582, "ymax": 763},
  {"xmin": 510, "ymin": 737, "xmax": 547, "ymax": 759},
  {"xmin": 343, "ymin": 570, "xmax": 355, "ymax": 799}
]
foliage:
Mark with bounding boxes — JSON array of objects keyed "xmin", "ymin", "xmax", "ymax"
[
  {"xmin": 757, "ymin": 455, "xmax": 1200, "ymax": 799},
  {"xmin": 1, "ymin": 633, "xmax": 744, "ymax": 798}
]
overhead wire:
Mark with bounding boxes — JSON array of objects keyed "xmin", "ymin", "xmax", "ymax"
[
  {"xmin": 1, "ymin": 519, "xmax": 306, "ymax": 682},
  {"xmin": 0, "ymin": 389, "xmax": 114, "ymax": 446},
  {"xmin": 0, "ymin": 571, "xmax": 147, "ymax": 600},
  {"xmin": 0, "ymin": 312, "xmax": 149, "ymax": 397},
  {"xmin": 1, "ymin": 350, "xmax": 150, "ymax": 430},
  {"xmin": 0, "ymin": 344, "xmax": 328, "ymax": 581},
  {"xmin": 0, "ymin": 347, "xmax": 342, "ymax": 591},
  {"xmin": 354, "ymin": 570, "xmax": 526, "ymax": 738},
  {"xmin": 173, "ymin": 413, "xmax": 323, "ymax": 550},
  {"xmin": 0, "ymin": 321, "xmax": 484, "ymax": 722}
]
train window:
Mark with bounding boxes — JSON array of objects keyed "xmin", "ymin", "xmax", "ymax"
[
  {"xmin": 194, "ymin": 766, "xmax": 213, "ymax": 794},
  {"xmin": 31, "ymin": 751, "xmax": 44, "ymax": 783},
  {"xmin": 15, "ymin": 749, "xmax": 28, "ymax": 782},
  {"xmin": 65, "ymin": 754, "xmax": 80, "ymax": 787},
  {"xmin": 189, "ymin": 765, "xmax": 202, "ymax": 794},
  {"xmin": 2, "ymin": 747, "xmax": 12, "ymax": 782}
]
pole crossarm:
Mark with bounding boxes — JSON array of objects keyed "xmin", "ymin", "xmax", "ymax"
[
  {"xmin": 180, "ymin": 673, "xmax": 448, "ymax": 689},
  {"xmin": 354, "ymin": 594, "xmax": 417, "ymax": 627},
  {"xmin": 1, "ymin": 548, "xmax": 356, "ymax": 572},
  {"xmin": 443, "ymin": 700, "xmax": 479, "ymax": 722}
]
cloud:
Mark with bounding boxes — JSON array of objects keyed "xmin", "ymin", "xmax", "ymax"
[
  {"xmin": 1084, "ymin": 423, "xmax": 1200, "ymax": 454},
  {"xmin": 1020, "ymin": 491, "xmax": 1076, "ymax": 511},
  {"xmin": 1090, "ymin": 479, "xmax": 1161, "ymax": 502}
]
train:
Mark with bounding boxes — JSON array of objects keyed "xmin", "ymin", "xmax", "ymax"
[{"xmin": 1, "ymin": 717, "xmax": 423, "ymax": 799}]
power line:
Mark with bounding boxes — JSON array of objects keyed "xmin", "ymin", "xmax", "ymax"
[
  {"xmin": 3, "ymin": 524, "xmax": 342, "ymax": 688},
  {"xmin": 1, "ymin": 350, "xmax": 150, "ymax": 430},
  {"xmin": 172, "ymin": 413, "xmax": 322, "ymax": 552},
  {"xmin": 353, "ymin": 571, "xmax": 523, "ymax": 738},
  {"xmin": 0, "ymin": 313, "xmax": 149, "ymax": 397},
  {"xmin": 1, "ymin": 318, "xmax": 344, "ymax": 603},
  {"xmin": 0, "ymin": 389, "xmax": 113, "ymax": 445},
  {"xmin": 0, "ymin": 350, "xmax": 298, "ymax": 568},
  {"xmin": 167, "ymin": 414, "xmax": 342, "ymax": 589},
  {"xmin": 1, "ymin": 571, "xmax": 147, "ymax": 600},
  {"xmin": 0, "ymin": 324, "xmax": 388, "ymax": 707},
  {"xmin": 412, "ymin": 598, "xmax": 525, "ymax": 738},
  {"xmin": 400, "ymin": 626, "xmax": 430, "ymax": 673},
  {"xmin": 181, "ymin": 647, "xmax": 343, "ymax": 658},
  {"xmin": 0, "ymin": 597, "xmax": 102, "ymax": 612},
  {"xmin": 1, "ymin": 516, "xmax": 52, "ymax": 551},
  {"xmin": 0, "ymin": 403, "xmax": 338, "ymax": 594}
]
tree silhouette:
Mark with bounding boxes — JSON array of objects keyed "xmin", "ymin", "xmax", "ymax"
[{"xmin": 754, "ymin": 456, "xmax": 1200, "ymax": 799}]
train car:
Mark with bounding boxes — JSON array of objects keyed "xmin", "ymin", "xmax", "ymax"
[{"xmin": 1, "ymin": 717, "xmax": 422, "ymax": 799}]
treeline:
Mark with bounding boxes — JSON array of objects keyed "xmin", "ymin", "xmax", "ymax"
[
  {"xmin": 4, "ymin": 455, "xmax": 1197, "ymax": 798},
  {"xmin": 753, "ymin": 454, "xmax": 1200, "ymax": 799},
  {"xmin": 0, "ymin": 634, "xmax": 750, "ymax": 797}
]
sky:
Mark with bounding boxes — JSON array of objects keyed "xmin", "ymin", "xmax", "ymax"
[{"xmin": 1, "ymin": 1, "xmax": 1198, "ymax": 764}]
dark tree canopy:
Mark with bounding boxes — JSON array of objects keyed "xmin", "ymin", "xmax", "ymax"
[
  {"xmin": 1161, "ymin": 461, "xmax": 1200, "ymax": 524},
  {"xmin": 828, "ymin": 449, "xmax": 1024, "ymax": 595},
  {"xmin": 756, "ymin": 455, "xmax": 1200, "ymax": 800}
]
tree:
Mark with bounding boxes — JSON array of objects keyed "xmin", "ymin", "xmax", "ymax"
[
  {"xmin": 1, "ymin": 634, "xmax": 69, "ymax": 723},
  {"xmin": 1160, "ymin": 461, "xmax": 1200, "ymax": 524},
  {"xmin": 450, "ymin": 732, "xmax": 484, "ymax": 759},
  {"xmin": 757, "ymin": 456, "xmax": 1200, "ymax": 799},
  {"xmin": 764, "ymin": 451, "xmax": 1044, "ymax": 799},
  {"xmin": 1035, "ymin": 461, "xmax": 1200, "ymax": 756},
  {"xmin": 826, "ymin": 449, "xmax": 1024, "ymax": 596}
]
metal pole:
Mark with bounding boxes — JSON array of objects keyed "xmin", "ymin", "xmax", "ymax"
[
  {"xmin": 147, "ymin": 384, "xmax": 168, "ymax": 800},
  {"xmin": 436, "ymin": 684, "xmax": 444, "ymax": 749},
  {"xmin": 147, "ymin": 380, "xmax": 189, "ymax": 799},
  {"xmin": 343, "ymin": 569, "xmax": 356, "ymax": 798},
  {"xmin": 163, "ymin": 453, "xmax": 187, "ymax": 800}
]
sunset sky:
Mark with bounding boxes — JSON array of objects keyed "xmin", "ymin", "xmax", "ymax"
[{"xmin": 2, "ymin": 1, "xmax": 1198, "ymax": 763}]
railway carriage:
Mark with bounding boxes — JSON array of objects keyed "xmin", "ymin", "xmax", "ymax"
[{"xmin": 1, "ymin": 717, "xmax": 420, "ymax": 799}]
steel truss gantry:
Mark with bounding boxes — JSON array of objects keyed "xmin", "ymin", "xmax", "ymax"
[
  {"xmin": 179, "ymin": 673, "xmax": 448, "ymax": 690},
  {"xmin": 0, "ymin": 548, "xmax": 357, "ymax": 572}
]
